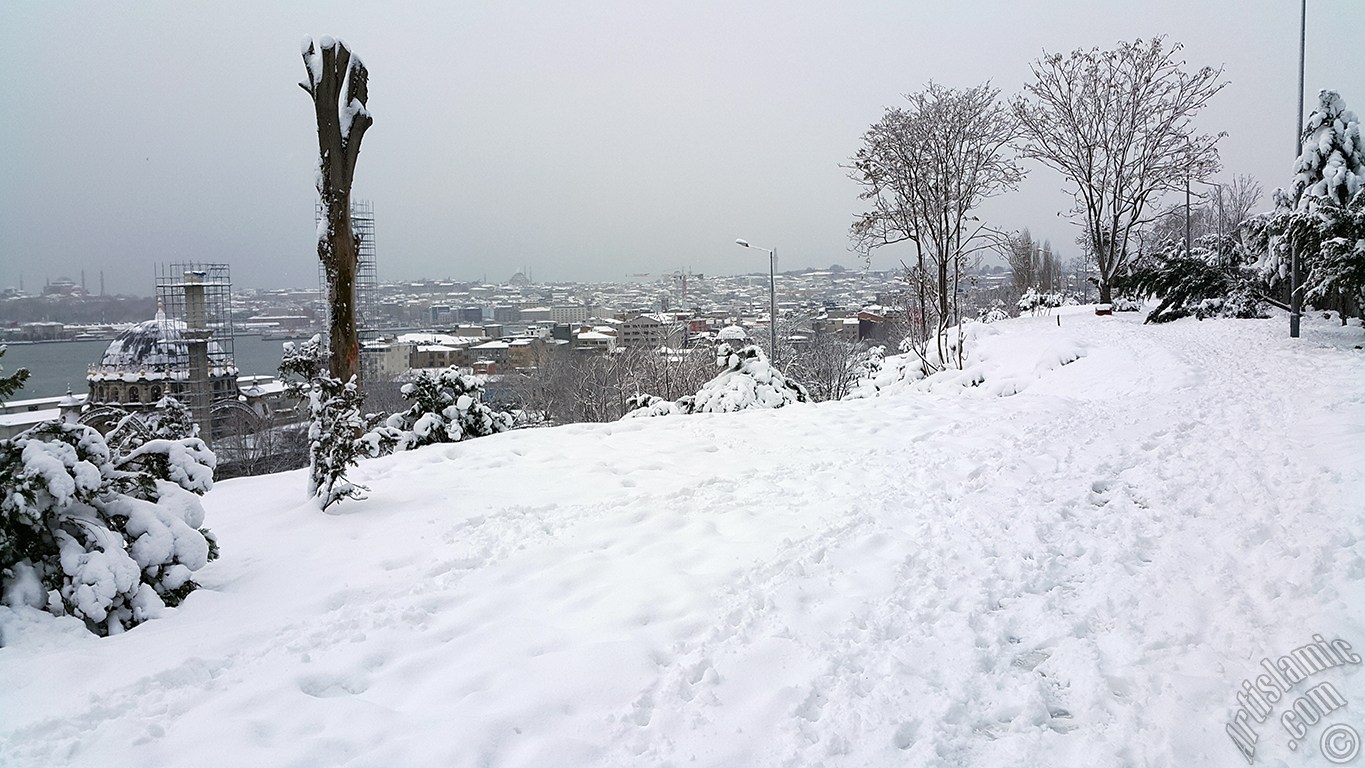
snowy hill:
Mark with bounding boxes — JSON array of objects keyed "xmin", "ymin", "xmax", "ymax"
[{"xmin": 2, "ymin": 310, "xmax": 1363, "ymax": 767}]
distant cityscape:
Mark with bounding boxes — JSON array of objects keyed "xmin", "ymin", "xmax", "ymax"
[{"xmin": 1, "ymin": 262, "xmax": 1040, "ymax": 351}]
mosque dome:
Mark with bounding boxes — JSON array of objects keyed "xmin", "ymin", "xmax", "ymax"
[
  {"xmin": 89, "ymin": 309, "xmax": 235, "ymax": 383},
  {"xmin": 86, "ymin": 309, "xmax": 237, "ymax": 409}
]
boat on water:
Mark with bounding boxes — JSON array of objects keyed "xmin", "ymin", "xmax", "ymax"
[{"xmin": 260, "ymin": 329, "xmax": 315, "ymax": 341}]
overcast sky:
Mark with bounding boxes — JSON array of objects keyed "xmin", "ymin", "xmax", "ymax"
[{"xmin": 1, "ymin": 1, "xmax": 1361, "ymax": 295}]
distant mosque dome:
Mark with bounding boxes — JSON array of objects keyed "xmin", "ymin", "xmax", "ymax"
[{"xmin": 86, "ymin": 308, "xmax": 237, "ymax": 408}]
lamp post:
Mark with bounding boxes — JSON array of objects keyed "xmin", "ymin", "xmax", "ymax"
[
  {"xmin": 1291, "ymin": 0, "xmax": 1306, "ymax": 338},
  {"xmin": 735, "ymin": 238, "xmax": 778, "ymax": 367},
  {"xmin": 1191, "ymin": 179, "xmax": 1226, "ymax": 265}
]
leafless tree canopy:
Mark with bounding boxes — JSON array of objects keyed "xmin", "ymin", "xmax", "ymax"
[
  {"xmin": 849, "ymin": 82, "xmax": 1022, "ymax": 363},
  {"xmin": 1013, "ymin": 37, "xmax": 1227, "ymax": 303},
  {"xmin": 499, "ymin": 346, "xmax": 718, "ymax": 425},
  {"xmin": 300, "ymin": 38, "xmax": 372, "ymax": 382}
]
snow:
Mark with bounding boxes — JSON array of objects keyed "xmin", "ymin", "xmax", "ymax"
[{"xmin": 1, "ymin": 311, "xmax": 1363, "ymax": 766}]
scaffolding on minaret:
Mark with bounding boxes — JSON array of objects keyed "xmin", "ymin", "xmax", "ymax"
[{"xmin": 154, "ymin": 263, "xmax": 235, "ymax": 442}]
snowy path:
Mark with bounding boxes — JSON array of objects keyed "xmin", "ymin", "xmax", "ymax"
[{"xmin": 1, "ymin": 312, "xmax": 1362, "ymax": 767}]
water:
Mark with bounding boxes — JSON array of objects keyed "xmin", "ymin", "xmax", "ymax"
[{"xmin": 2, "ymin": 335, "xmax": 294, "ymax": 401}]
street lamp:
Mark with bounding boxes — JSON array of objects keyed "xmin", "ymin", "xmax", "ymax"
[
  {"xmin": 1191, "ymin": 178, "xmax": 1226, "ymax": 265},
  {"xmin": 1291, "ymin": 0, "xmax": 1306, "ymax": 338},
  {"xmin": 735, "ymin": 238, "xmax": 778, "ymax": 367}
]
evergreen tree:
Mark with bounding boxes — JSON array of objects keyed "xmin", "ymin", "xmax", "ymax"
[
  {"xmin": 279, "ymin": 336, "xmax": 371, "ymax": 510},
  {"xmin": 1118, "ymin": 235, "xmax": 1267, "ymax": 323},
  {"xmin": 1246, "ymin": 90, "xmax": 1365, "ymax": 320}
]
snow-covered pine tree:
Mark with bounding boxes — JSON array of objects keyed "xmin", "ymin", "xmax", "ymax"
[
  {"xmin": 280, "ymin": 335, "xmax": 371, "ymax": 510},
  {"xmin": 1118, "ymin": 235, "xmax": 1267, "ymax": 323},
  {"xmin": 375, "ymin": 367, "xmax": 512, "ymax": 450},
  {"xmin": 1246, "ymin": 90, "xmax": 1365, "ymax": 321},
  {"xmin": 0, "ymin": 346, "xmax": 29, "ymax": 399},
  {"xmin": 0, "ymin": 421, "xmax": 218, "ymax": 636}
]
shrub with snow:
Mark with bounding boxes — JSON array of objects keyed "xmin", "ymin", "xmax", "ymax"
[
  {"xmin": 621, "ymin": 344, "xmax": 808, "ymax": 418},
  {"xmin": 0, "ymin": 421, "xmax": 217, "ymax": 636},
  {"xmin": 1016, "ymin": 287, "xmax": 1064, "ymax": 314},
  {"xmin": 622, "ymin": 393, "xmax": 688, "ymax": 418},
  {"xmin": 978, "ymin": 302, "xmax": 1010, "ymax": 323},
  {"xmin": 845, "ymin": 322, "xmax": 1085, "ymax": 399},
  {"xmin": 370, "ymin": 367, "xmax": 512, "ymax": 451}
]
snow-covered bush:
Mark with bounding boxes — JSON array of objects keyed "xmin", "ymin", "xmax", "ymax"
[
  {"xmin": 280, "ymin": 336, "xmax": 373, "ymax": 510},
  {"xmin": 105, "ymin": 396, "xmax": 198, "ymax": 457},
  {"xmin": 686, "ymin": 343, "xmax": 809, "ymax": 413},
  {"xmin": 1016, "ymin": 287, "xmax": 1063, "ymax": 314},
  {"xmin": 621, "ymin": 344, "xmax": 808, "ymax": 418},
  {"xmin": 372, "ymin": 367, "xmax": 511, "ymax": 451},
  {"xmin": 622, "ymin": 393, "xmax": 687, "ymax": 418},
  {"xmin": 845, "ymin": 322, "xmax": 1085, "ymax": 399},
  {"xmin": 0, "ymin": 421, "xmax": 217, "ymax": 636},
  {"xmin": 846, "ymin": 323, "xmax": 978, "ymax": 398},
  {"xmin": 978, "ymin": 302, "xmax": 1010, "ymax": 323},
  {"xmin": 1111, "ymin": 296, "xmax": 1143, "ymax": 312}
]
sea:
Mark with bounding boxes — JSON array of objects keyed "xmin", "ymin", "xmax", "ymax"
[{"xmin": 2, "ymin": 334, "xmax": 295, "ymax": 402}]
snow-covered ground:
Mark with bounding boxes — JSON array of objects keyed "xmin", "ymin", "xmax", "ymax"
[{"xmin": 2, "ymin": 310, "xmax": 1363, "ymax": 767}]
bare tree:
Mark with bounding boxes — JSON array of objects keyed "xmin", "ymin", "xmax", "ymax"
[
  {"xmin": 300, "ymin": 37, "xmax": 372, "ymax": 382},
  {"xmin": 849, "ymin": 82, "xmax": 1022, "ymax": 365},
  {"xmin": 1014, "ymin": 37, "xmax": 1227, "ymax": 304},
  {"xmin": 786, "ymin": 333, "xmax": 869, "ymax": 402}
]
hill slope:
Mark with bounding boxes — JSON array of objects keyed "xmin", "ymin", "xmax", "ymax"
[{"xmin": 2, "ymin": 311, "xmax": 1363, "ymax": 767}]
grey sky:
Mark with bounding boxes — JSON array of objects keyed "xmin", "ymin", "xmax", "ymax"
[{"xmin": 1, "ymin": 1, "xmax": 1361, "ymax": 296}]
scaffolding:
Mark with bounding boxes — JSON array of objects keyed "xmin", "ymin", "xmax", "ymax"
[
  {"xmin": 317, "ymin": 199, "xmax": 379, "ymax": 346},
  {"xmin": 154, "ymin": 263, "xmax": 235, "ymax": 442}
]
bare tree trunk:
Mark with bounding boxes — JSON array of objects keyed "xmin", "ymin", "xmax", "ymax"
[{"xmin": 300, "ymin": 38, "xmax": 372, "ymax": 383}]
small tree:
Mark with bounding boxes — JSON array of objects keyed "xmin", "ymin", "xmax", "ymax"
[
  {"xmin": 1014, "ymin": 37, "xmax": 1227, "ymax": 304},
  {"xmin": 279, "ymin": 335, "xmax": 370, "ymax": 510},
  {"xmin": 849, "ymin": 82, "xmax": 1022, "ymax": 363},
  {"xmin": 785, "ymin": 333, "xmax": 871, "ymax": 402},
  {"xmin": 300, "ymin": 37, "xmax": 372, "ymax": 383}
]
